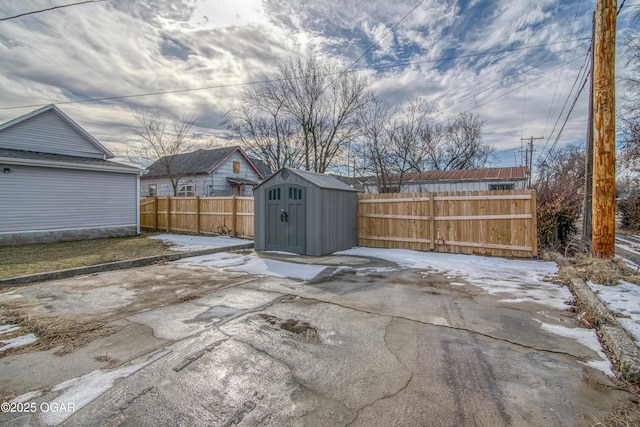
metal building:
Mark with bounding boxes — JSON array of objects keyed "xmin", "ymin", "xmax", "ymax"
[{"xmin": 254, "ymin": 168, "xmax": 358, "ymax": 256}]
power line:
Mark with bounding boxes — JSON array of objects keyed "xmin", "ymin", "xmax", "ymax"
[
  {"xmin": 438, "ymin": 44, "xmax": 588, "ymax": 115},
  {"xmin": 538, "ymin": 48, "xmax": 592, "ymax": 157},
  {"xmin": 542, "ymin": 0, "xmax": 586, "ymax": 138},
  {"xmin": 433, "ymin": 53, "xmax": 588, "ymax": 128},
  {"xmin": 340, "ymin": 0, "xmax": 426, "ymax": 75},
  {"xmin": 0, "ymin": 0, "xmax": 107, "ymax": 22},
  {"xmin": 540, "ymin": 71, "xmax": 590, "ymax": 165},
  {"xmin": 0, "ymin": 37, "xmax": 592, "ymax": 112}
]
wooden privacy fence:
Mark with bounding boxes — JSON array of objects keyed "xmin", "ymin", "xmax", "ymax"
[
  {"xmin": 141, "ymin": 190, "xmax": 537, "ymax": 258},
  {"xmin": 357, "ymin": 190, "xmax": 537, "ymax": 258},
  {"xmin": 140, "ymin": 196, "xmax": 254, "ymax": 238}
]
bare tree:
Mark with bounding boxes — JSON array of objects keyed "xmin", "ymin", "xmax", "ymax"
[
  {"xmin": 127, "ymin": 109, "xmax": 207, "ymax": 196},
  {"xmin": 356, "ymin": 98, "xmax": 492, "ymax": 193},
  {"xmin": 426, "ymin": 112, "xmax": 494, "ymax": 171},
  {"xmin": 226, "ymin": 56, "xmax": 373, "ymax": 173},
  {"xmin": 620, "ymin": 26, "xmax": 640, "ymax": 169},
  {"xmin": 224, "ymin": 89, "xmax": 304, "ymax": 171},
  {"xmin": 354, "ymin": 98, "xmax": 400, "ymax": 192}
]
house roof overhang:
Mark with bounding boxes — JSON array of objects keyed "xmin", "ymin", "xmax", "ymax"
[
  {"xmin": 0, "ymin": 149, "xmax": 142, "ymax": 174},
  {"xmin": 227, "ymin": 177, "xmax": 258, "ymax": 186}
]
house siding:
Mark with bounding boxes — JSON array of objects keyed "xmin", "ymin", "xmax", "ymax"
[
  {"xmin": 0, "ymin": 165, "xmax": 138, "ymax": 244},
  {"xmin": 0, "ymin": 110, "xmax": 106, "ymax": 159},
  {"xmin": 365, "ymin": 179, "xmax": 528, "ymax": 194}
]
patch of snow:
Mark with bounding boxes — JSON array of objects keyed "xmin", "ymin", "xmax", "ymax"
[
  {"xmin": 587, "ymin": 280, "xmax": 640, "ymax": 347},
  {"xmin": 175, "ymin": 253, "xmax": 327, "ymax": 281},
  {"xmin": 615, "ymin": 235, "xmax": 640, "ymax": 251},
  {"xmin": 0, "ymin": 324, "xmax": 20, "ymax": 334},
  {"xmin": 354, "ymin": 266, "xmax": 398, "ymax": 276},
  {"xmin": 0, "ymin": 333, "xmax": 37, "ymax": 351},
  {"xmin": 337, "ymin": 248, "xmax": 570, "ymax": 309},
  {"xmin": 149, "ymin": 234, "xmax": 251, "ymax": 251},
  {"xmin": 10, "ymin": 390, "xmax": 43, "ymax": 404},
  {"xmin": 537, "ymin": 321, "xmax": 613, "ymax": 377},
  {"xmin": 263, "ymin": 250, "xmax": 300, "ymax": 256},
  {"xmin": 40, "ymin": 349, "xmax": 169, "ymax": 426}
]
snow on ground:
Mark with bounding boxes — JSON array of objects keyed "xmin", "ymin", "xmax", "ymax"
[
  {"xmin": 588, "ymin": 280, "xmax": 640, "ymax": 347},
  {"xmin": 0, "ymin": 333, "xmax": 37, "ymax": 352},
  {"xmin": 0, "ymin": 324, "xmax": 37, "ymax": 352},
  {"xmin": 38, "ymin": 349, "xmax": 170, "ymax": 426},
  {"xmin": 149, "ymin": 234, "xmax": 251, "ymax": 251},
  {"xmin": 337, "ymin": 247, "xmax": 615, "ymax": 374},
  {"xmin": 536, "ymin": 321, "xmax": 614, "ymax": 376},
  {"xmin": 336, "ymin": 247, "xmax": 571, "ymax": 310},
  {"xmin": 175, "ymin": 252, "xmax": 328, "ymax": 281}
]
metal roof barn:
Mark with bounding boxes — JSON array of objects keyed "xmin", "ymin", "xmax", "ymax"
[{"xmin": 254, "ymin": 168, "xmax": 358, "ymax": 256}]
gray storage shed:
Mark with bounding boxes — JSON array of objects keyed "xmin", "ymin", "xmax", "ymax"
[{"xmin": 254, "ymin": 168, "xmax": 358, "ymax": 256}]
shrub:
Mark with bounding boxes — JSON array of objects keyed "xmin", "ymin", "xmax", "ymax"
[{"xmin": 619, "ymin": 193, "xmax": 640, "ymax": 231}]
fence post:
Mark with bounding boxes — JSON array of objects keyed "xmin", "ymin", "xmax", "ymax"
[
  {"xmin": 429, "ymin": 192, "xmax": 436, "ymax": 251},
  {"xmin": 166, "ymin": 197, "xmax": 171, "ymax": 233},
  {"xmin": 531, "ymin": 190, "xmax": 538, "ymax": 258},
  {"xmin": 153, "ymin": 197, "xmax": 158, "ymax": 230},
  {"xmin": 195, "ymin": 196, "xmax": 201, "ymax": 234},
  {"xmin": 231, "ymin": 196, "xmax": 238, "ymax": 237}
]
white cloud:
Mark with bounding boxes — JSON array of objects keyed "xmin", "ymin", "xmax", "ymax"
[{"xmin": 0, "ymin": 0, "xmax": 630, "ymax": 166}]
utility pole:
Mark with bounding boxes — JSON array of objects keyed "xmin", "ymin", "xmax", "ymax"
[
  {"xmin": 591, "ymin": 0, "xmax": 616, "ymax": 259},
  {"xmin": 521, "ymin": 136, "xmax": 543, "ymax": 188},
  {"xmin": 583, "ymin": 13, "xmax": 595, "ymax": 250}
]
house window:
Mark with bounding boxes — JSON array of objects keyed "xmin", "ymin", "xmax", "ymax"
[
  {"xmin": 489, "ymin": 183, "xmax": 515, "ymax": 191},
  {"xmin": 233, "ymin": 161, "xmax": 240, "ymax": 174},
  {"xmin": 177, "ymin": 184, "xmax": 195, "ymax": 196},
  {"xmin": 207, "ymin": 185, "xmax": 214, "ymax": 196},
  {"xmin": 148, "ymin": 184, "xmax": 157, "ymax": 197}
]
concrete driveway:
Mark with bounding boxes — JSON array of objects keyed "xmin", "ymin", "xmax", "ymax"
[{"xmin": 0, "ymin": 248, "xmax": 637, "ymax": 426}]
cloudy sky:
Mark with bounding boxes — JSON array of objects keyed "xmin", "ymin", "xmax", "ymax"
[{"xmin": 0, "ymin": 0, "xmax": 637, "ymax": 169}]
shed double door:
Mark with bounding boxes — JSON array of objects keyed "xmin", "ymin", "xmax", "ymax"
[{"xmin": 265, "ymin": 184, "xmax": 306, "ymax": 253}]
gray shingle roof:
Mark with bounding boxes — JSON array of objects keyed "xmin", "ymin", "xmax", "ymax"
[
  {"xmin": 248, "ymin": 157, "xmax": 273, "ymax": 178},
  {"xmin": 0, "ymin": 148, "xmax": 140, "ymax": 171},
  {"xmin": 262, "ymin": 168, "xmax": 358, "ymax": 192},
  {"xmin": 145, "ymin": 146, "xmax": 238, "ymax": 177}
]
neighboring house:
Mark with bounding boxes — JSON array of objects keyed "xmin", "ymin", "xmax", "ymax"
[
  {"xmin": 363, "ymin": 167, "xmax": 530, "ymax": 194},
  {"xmin": 331, "ymin": 175, "xmax": 366, "ymax": 193},
  {"xmin": 140, "ymin": 146, "xmax": 272, "ymax": 197},
  {"xmin": 0, "ymin": 104, "xmax": 142, "ymax": 245}
]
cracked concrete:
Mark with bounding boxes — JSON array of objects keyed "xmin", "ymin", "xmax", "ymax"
[{"xmin": 0, "ymin": 251, "xmax": 638, "ymax": 426}]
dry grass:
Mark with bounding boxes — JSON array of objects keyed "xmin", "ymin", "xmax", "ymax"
[
  {"xmin": 0, "ymin": 233, "xmax": 174, "ymax": 280},
  {"xmin": 593, "ymin": 401, "xmax": 640, "ymax": 427},
  {"xmin": 555, "ymin": 254, "xmax": 640, "ymax": 286},
  {"xmin": 0, "ymin": 303, "xmax": 121, "ymax": 356}
]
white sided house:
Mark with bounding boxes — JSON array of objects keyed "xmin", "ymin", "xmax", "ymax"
[
  {"xmin": 0, "ymin": 105, "xmax": 141, "ymax": 245},
  {"xmin": 364, "ymin": 167, "xmax": 530, "ymax": 194},
  {"xmin": 140, "ymin": 146, "xmax": 272, "ymax": 197}
]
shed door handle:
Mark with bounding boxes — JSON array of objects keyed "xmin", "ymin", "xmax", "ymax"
[{"xmin": 280, "ymin": 210, "xmax": 288, "ymax": 223}]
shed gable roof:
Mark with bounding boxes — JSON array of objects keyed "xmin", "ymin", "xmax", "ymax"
[
  {"xmin": 0, "ymin": 104, "xmax": 114, "ymax": 159},
  {"xmin": 144, "ymin": 146, "xmax": 266, "ymax": 179},
  {"xmin": 256, "ymin": 168, "xmax": 358, "ymax": 192}
]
